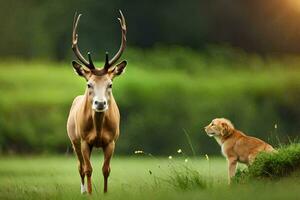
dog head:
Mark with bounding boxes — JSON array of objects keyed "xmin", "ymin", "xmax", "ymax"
[{"xmin": 204, "ymin": 118, "xmax": 234, "ymax": 138}]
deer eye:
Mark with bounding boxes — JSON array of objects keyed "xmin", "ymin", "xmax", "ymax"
[{"xmin": 108, "ymin": 83, "xmax": 113, "ymax": 89}]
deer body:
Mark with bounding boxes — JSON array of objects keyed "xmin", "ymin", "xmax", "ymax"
[
  {"xmin": 67, "ymin": 10, "xmax": 127, "ymax": 194},
  {"xmin": 67, "ymin": 92, "xmax": 120, "ymax": 147}
]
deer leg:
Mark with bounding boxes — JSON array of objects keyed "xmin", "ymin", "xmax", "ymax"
[
  {"xmin": 81, "ymin": 141, "xmax": 93, "ymax": 194},
  {"xmin": 72, "ymin": 142, "xmax": 86, "ymax": 194},
  {"xmin": 102, "ymin": 141, "xmax": 115, "ymax": 193}
]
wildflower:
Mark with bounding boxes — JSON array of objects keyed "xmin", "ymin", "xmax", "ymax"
[
  {"xmin": 134, "ymin": 150, "xmax": 144, "ymax": 154},
  {"xmin": 274, "ymin": 124, "xmax": 277, "ymax": 129},
  {"xmin": 205, "ymin": 154, "xmax": 209, "ymax": 161},
  {"xmin": 177, "ymin": 149, "xmax": 182, "ymax": 153},
  {"xmin": 184, "ymin": 158, "xmax": 188, "ymax": 163},
  {"xmin": 168, "ymin": 156, "xmax": 173, "ymax": 159}
]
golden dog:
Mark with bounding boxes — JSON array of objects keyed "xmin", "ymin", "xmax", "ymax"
[{"xmin": 204, "ymin": 118, "xmax": 275, "ymax": 184}]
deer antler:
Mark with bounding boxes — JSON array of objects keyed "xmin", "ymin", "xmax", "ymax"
[
  {"xmin": 72, "ymin": 12, "xmax": 95, "ymax": 70},
  {"xmin": 104, "ymin": 10, "xmax": 127, "ymax": 70}
]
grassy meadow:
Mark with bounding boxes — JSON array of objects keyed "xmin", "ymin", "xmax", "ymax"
[
  {"xmin": 0, "ymin": 48, "xmax": 300, "ymax": 199},
  {"xmin": 1, "ymin": 154, "xmax": 300, "ymax": 200}
]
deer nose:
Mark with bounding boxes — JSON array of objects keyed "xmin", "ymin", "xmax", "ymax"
[{"xmin": 94, "ymin": 100, "xmax": 107, "ymax": 108}]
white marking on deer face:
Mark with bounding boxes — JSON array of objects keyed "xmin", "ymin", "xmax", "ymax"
[{"xmin": 87, "ymin": 75, "xmax": 113, "ymax": 113}]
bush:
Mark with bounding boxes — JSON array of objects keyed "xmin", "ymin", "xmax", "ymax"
[{"xmin": 234, "ymin": 143, "xmax": 300, "ymax": 182}]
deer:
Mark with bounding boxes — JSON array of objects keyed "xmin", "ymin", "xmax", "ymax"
[{"xmin": 67, "ymin": 10, "xmax": 127, "ymax": 194}]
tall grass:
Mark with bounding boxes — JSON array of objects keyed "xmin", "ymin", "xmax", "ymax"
[
  {"xmin": 133, "ymin": 146, "xmax": 214, "ymax": 191},
  {"xmin": 164, "ymin": 165, "xmax": 210, "ymax": 190}
]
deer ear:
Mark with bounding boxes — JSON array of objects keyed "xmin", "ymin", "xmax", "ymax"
[
  {"xmin": 111, "ymin": 60, "xmax": 127, "ymax": 77},
  {"xmin": 72, "ymin": 61, "xmax": 90, "ymax": 79},
  {"xmin": 221, "ymin": 122, "xmax": 230, "ymax": 136}
]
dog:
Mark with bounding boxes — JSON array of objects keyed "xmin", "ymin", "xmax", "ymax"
[{"xmin": 204, "ymin": 118, "xmax": 275, "ymax": 184}]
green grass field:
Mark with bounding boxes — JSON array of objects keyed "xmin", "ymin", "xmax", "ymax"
[
  {"xmin": 1, "ymin": 155, "xmax": 300, "ymax": 200},
  {"xmin": 0, "ymin": 59, "xmax": 300, "ymax": 199}
]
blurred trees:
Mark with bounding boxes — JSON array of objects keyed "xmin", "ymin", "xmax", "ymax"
[{"xmin": 1, "ymin": 0, "xmax": 300, "ymax": 61}]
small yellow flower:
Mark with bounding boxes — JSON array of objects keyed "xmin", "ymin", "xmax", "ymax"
[
  {"xmin": 168, "ymin": 156, "xmax": 173, "ymax": 159},
  {"xmin": 205, "ymin": 154, "xmax": 209, "ymax": 161},
  {"xmin": 177, "ymin": 149, "xmax": 182, "ymax": 153},
  {"xmin": 184, "ymin": 158, "xmax": 188, "ymax": 163}
]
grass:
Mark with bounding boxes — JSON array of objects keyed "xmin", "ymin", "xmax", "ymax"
[
  {"xmin": 1, "ymin": 154, "xmax": 300, "ymax": 200},
  {"xmin": 0, "ymin": 155, "xmax": 225, "ymax": 200},
  {"xmin": 163, "ymin": 165, "xmax": 212, "ymax": 190}
]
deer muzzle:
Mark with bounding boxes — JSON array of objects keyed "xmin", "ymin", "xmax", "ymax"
[{"xmin": 92, "ymin": 98, "xmax": 108, "ymax": 112}]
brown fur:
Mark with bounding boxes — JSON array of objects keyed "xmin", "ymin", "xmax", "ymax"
[
  {"xmin": 67, "ymin": 70, "xmax": 125, "ymax": 194},
  {"xmin": 204, "ymin": 118, "xmax": 275, "ymax": 184}
]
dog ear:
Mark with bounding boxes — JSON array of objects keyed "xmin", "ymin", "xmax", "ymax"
[{"xmin": 221, "ymin": 122, "xmax": 230, "ymax": 137}]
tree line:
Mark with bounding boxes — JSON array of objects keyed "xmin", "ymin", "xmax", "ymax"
[{"xmin": 1, "ymin": 0, "xmax": 300, "ymax": 61}]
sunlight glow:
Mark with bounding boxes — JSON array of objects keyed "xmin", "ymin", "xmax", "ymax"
[{"xmin": 287, "ymin": 0, "xmax": 300, "ymax": 13}]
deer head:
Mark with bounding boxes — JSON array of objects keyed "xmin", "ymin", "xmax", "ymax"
[{"xmin": 71, "ymin": 10, "xmax": 127, "ymax": 112}]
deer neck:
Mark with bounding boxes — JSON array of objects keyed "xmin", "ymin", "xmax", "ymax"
[
  {"xmin": 92, "ymin": 110, "xmax": 105, "ymax": 132},
  {"xmin": 81, "ymin": 90, "xmax": 105, "ymax": 133}
]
